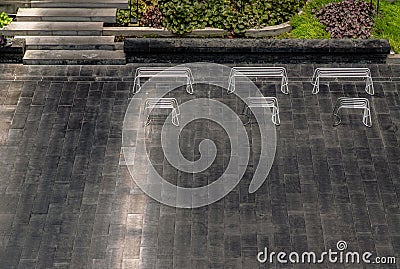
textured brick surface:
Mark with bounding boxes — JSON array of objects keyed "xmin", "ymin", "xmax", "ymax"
[
  {"xmin": 0, "ymin": 64, "xmax": 398, "ymax": 269},
  {"xmin": 124, "ymin": 39, "xmax": 390, "ymax": 64}
]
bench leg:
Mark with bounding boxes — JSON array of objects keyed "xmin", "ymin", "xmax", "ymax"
[
  {"xmin": 186, "ymin": 84, "xmax": 194, "ymax": 95},
  {"xmin": 312, "ymin": 77, "xmax": 320, "ymax": 94},
  {"xmin": 332, "ymin": 105, "xmax": 342, "ymax": 126},
  {"xmin": 363, "ymin": 106, "xmax": 372, "ymax": 127},
  {"xmin": 242, "ymin": 106, "xmax": 252, "ymax": 126},
  {"xmin": 186, "ymin": 77, "xmax": 194, "ymax": 94},
  {"xmin": 133, "ymin": 77, "xmax": 141, "ymax": 94},
  {"xmin": 271, "ymin": 106, "xmax": 280, "ymax": 126},
  {"xmin": 171, "ymin": 109, "xmax": 180, "ymax": 126},
  {"xmin": 365, "ymin": 76, "xmax": 374, "ymax": 95},
  {"xmin": 188, "ymin": 71, "xmax": 195, "ymax": 94},
  {"xmin": 143, "ymin": 108, "xmax": 151, "ymax": 127},
  {"xmin": 281, "ymin": 76, "xmax": 289, "ymax": 95},
  {"xmin": 227, "ymin": 76, "xmax": 235, "ymax": 94}
]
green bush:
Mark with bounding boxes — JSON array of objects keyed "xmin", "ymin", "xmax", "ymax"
[
  {"xmin": 132, "ymin": 0, "xmax": 158, "ymax": 21},
  {"xmin": 116, "ymin": 9, "xmax": 130, "ymax": 26},
  {"xmin": 159, "ymin": 0, "xmax": 208, "ymax": 34},
  {"xmin": 117, "ymin": 0, "xmax": 158, "ymax": 26},
  {"xmin": 290, "ymin": 12, "xmax": 330, "ymax": 38},
  {"xmin": 141, "ymin": 6, "xmax": 164, "ymax": 28},
  {"xmin": 0, "ymin": 12, "xmax": 12, "ymax": 28},
  {"xmin": 314, "ymin": 0, "xmax": 373, "ymax": 39},
  {"xmin": 159, "ymin": 0, "xmax": 306, "ymax": 35},
  {"xmin": 373, "ymin": 0, "xmax": 400, "ymax": 53},
  {"xmin": 287, "ymin": 0, "xmax": 400, "ymax": 53},
  {"xmin": 289, "ymin": 0, "xmax": 342, "ymax": 38}
]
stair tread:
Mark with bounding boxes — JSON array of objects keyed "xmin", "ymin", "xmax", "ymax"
[
  {"xmin": 3, "ymin": 21, "xmax": 103, "ymax": 31},
  {"xmin": 31, "ymin": 0, "xmax": 126, "ymax": 3},
  {"xmin": 24, "ymin": 49, "xmax": 125, "ymax": 60},
  {"xmin": 16, "ymin": 36, "xmax": 115, "ymax": 45},
  {"xmin": 31, "ymin": 0, "xmax": 127, "ymax": 8},
  {"xmin": 17, "ymin": 8, "xmax": 117, "ymax": 17},
  {"xmin": 23, "ymin": 49, "xmax": 126, "ymax": 64}
]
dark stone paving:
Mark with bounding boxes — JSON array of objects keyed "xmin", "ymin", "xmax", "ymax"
[{"xmin": 0, "ymin": 63, "xmax": 399, "ymax": 269}]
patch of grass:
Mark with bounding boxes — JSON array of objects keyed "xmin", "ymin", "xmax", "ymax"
[
  {"xmin": 289, "ymin": 12, "xmax": 330, "ymax": 38},
  {"xmin": 372, "ymin": 0, "xmax": 400, "ymax": 53},
  {"xmin": 290, "ymin": 0, "xmax": 400, "ymax": 53},
  {"xmin": 288, "ymin": 0, "xmax": 342, "ymax": 38}
]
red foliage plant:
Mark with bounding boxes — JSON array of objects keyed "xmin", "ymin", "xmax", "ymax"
[
  {"xmin": 313, "ymin": 0, "xmax": 374, "ymax": 38},
  {"xmin": 141, "ymin": 6, "xmax": 164, "ymax": 28}
]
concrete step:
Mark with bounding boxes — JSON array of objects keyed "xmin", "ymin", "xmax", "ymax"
[
  {"xmin": 23, "ymin": 50, "xmax": 126, "ymax": 65},
  {"xmin": 16, "ymin": 36, "xmax": 116, "ymax": 50},
  {"xmin": 16, "ymin": 8, "xmax": 117, "ymax": 23},
  {"xmin": 31, "ymin": 0, "xmax": 127, "ymax": 8},
  {"xmin": 1, "ymin": 22, "xmax": 103, "ymax": 36}
]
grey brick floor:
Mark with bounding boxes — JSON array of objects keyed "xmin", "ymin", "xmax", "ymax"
[{"xmin": 0, "ymin": 64, "xmax": 399, "ymax": 269}]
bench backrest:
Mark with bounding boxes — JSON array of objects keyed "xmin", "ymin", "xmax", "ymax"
[
  {"xmin": 137, "ymin": 67, "xmax": 192, "ymax": 77},
  {"xmin": 315, "ymin": 68, "xmax": 370, "ymax": 77},
  {"xmin": 246, "ymin": 97, "xmax": 278, "ymax": 108},
  {"xmin": 232, "ymin": 67, "xmax": 286, "ymax": 77},
  {"xmin": 145, "ymin": 98, "xmax": 178, "ymax": 109}
]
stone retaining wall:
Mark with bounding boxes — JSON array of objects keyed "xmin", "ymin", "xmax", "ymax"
[{"xmin": 124, "ymin": 38, "xmax": 391, "ymax": 64}]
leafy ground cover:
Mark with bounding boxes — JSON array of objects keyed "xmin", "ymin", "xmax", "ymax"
[
  {"xmin": 0, "ymin": 11, "xmax": 12, "ymax": 46},
  {"xmin": 289, "ymin": 0, "xmax": 400, "ymax": 53},
  {"xmin": 159, "ymin": 0, "xmax": 306, "ymax": 35},
  {"xmin": 373, "ymin": 0, "xmax": 400, "ymax": 53},
  {"xmin": 0, "ymin": 11, "xmax": 12, "ymax": 28},
  {"xmin": 118, "ymin": 0, "xmax": 399, "ymax": 52},
  {"xmin": 314, "ymin": 0, "xmax": 373, "ymax": 38},
  {"xmin": 118, "ymin": 0, "xmax": 306, "ymax": 35}
]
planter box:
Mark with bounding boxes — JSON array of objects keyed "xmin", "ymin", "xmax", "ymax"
[
  {"xmin": 124, "ymin": 38, "xmax": 390, "ymax": 64},
  {"xmin": 0, "ymin": 38, "xmax": 25, "ymax": 63},
  {"xmin": 104, "ymin": 23, "xmax": 291, "ymax": 38},
  {"xmin": 103, "ymin": 27, "xmax": 229, "ymax": 37},
  {"xmin": 244, "ymin": 22, "xmax": 292, "ymax": 38}
]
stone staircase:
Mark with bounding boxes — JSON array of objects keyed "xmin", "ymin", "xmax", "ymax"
[
  {"xmin": 16, "ymin": 8, "xmax": 118, "ymax": 22},
  {"xmin": 1, "ymin": 0, "xmax": 126, "ymax": 64}
]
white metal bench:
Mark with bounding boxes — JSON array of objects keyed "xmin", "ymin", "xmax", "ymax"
[
  {"xmin": 243, "ymin": 97, "xmax": 280, "ymax": 126},
  {"xmin": 311, "ymin": 68, "xmax": 374, "ymax": 95},
  {"xmin": 133, "ymin": 67, "xmax": 194, "ymax": 94},
  {"xmin": 144, "ymin": 98, "xmax": 180, "ymax": 126},
  {"xmin": 332, "ymin": 97, "xmax": 372, "ymax": 127},
  {"xmin": 228, "ymin": 67, "xmax": 289, "ymax": 94}
]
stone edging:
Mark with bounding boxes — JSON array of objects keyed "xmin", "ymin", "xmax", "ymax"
[
  {"xmin": 124, "ymin": 38, "xmax": 391, "ymax": 64},
  {"xmin": 103, "ymin": 21, "xmax": 291, "ymax": 38},
  {"xmin": 387, "ymin": 54, "xmax": 400, "ymax": 64},
  {"xmin": 124, "ymin": 38, "xmax": 390, "ymax": 53}
]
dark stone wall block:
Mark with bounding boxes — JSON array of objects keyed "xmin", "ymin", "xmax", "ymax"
[
  {"xmin": 124, "ymin": 38, "xmax": 391, "ymax": 64},
  {"xmin": 0, "ymin": 38, "xmax": 25, "ymax": 64}
]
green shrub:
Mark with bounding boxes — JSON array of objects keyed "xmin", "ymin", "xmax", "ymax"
[
  {"xmin": 0, "ymin": 12, "xmax": 12, "ymax": 28},
  {"xmin": 116, "ymin": 9, "xmax": 130, "ymax": 26},
  {"xmin": 159, "ymin": 0, "xmax": 306, "ymax": 35},
  {"xmin": 373, "ymin": 0, "xmax": 400, "ymax": 53},
  {"xmin": 290, "ymin": 12, "xmax": 330, "ymax": 38},
  {"xmin": 117, "ymin": 0, "xmax": 158, "ymax": 26},
  {"xmin": 289, "ymin": 0, "xmax": 342, "ymax": 38},
  {"xmin": 159, "ymin": 0, "xmax": 207, "ymax": 34},
  {"xmin": 141, "ymin": 6, "xmax": 164, "ymax": 28},
  {"xmin": 315, "ymin": 0, "xmax": 373, "ymax": 39},
  {"xmin": 131, "ymin": 0, "xmax": 158, "ymax": 21}
]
